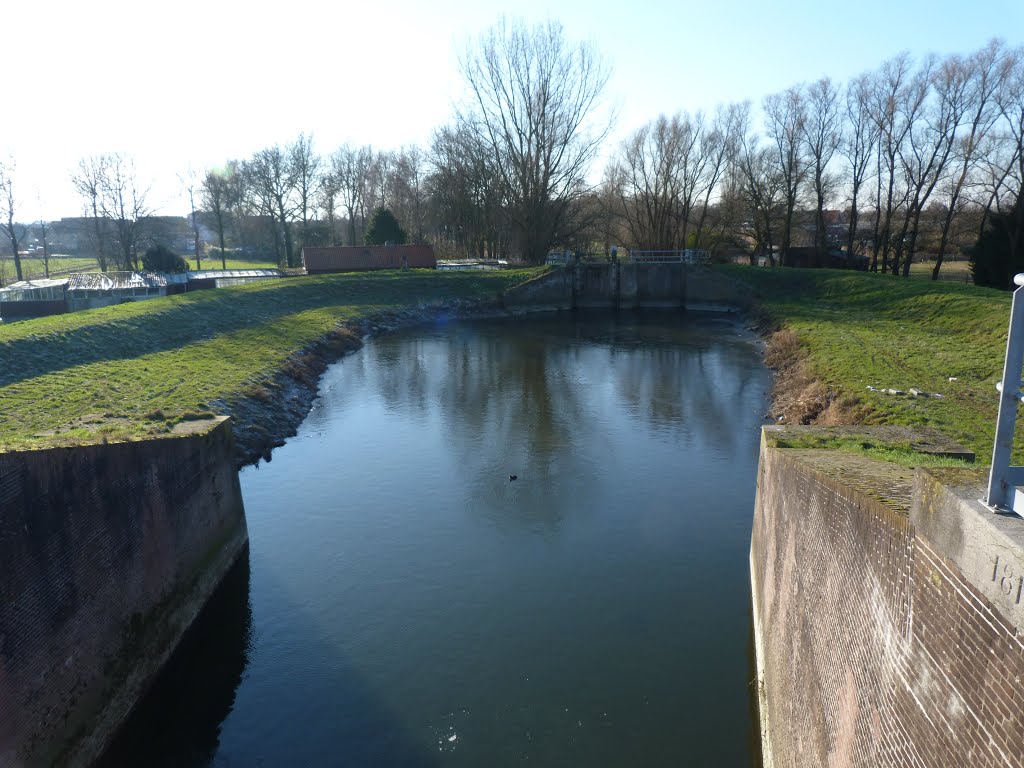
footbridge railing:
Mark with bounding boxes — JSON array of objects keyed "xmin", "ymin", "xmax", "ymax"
[{"xmin": 545, "ymin": 249, "xmax": 711, "ymax": 266}]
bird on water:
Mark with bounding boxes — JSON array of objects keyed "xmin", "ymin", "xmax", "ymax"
[{"xmin": 509, "ymin": 474, "xmax": 518, "ymax": 481}]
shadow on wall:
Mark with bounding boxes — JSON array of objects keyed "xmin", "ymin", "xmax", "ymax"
[
  {"xmin": 94, "ymin": 545, "xmax": 254, "ymax": 768},
  {"xmin": 94, "ymin": 542, "xmax": 441, "ymax": 768}
]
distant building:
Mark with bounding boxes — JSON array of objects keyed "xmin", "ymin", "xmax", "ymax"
[
  {"xmin": 186, "ymin": 269, "xmax": 282, "ymax": 290},
  {"xmin": 302, "ymin": 245, "xmax": 436, "ymax": 273},
  {"xmin": 65, "ymin": 272, "xmax": 172, "ymax": 312},
  {"xmin": 0, "ymin": 278, "xmax": 69, "ymax": 321},
  {"xmin": 437, "ymin": 259, "xmax": 508, "ymax": 271},
  {"xmin": 0, "ymin": 267, "xmax": 290, "ymax": 322}
]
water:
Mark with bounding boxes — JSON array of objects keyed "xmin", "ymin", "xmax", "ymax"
[{"xmin": 99, "ymin": 312, "xmax": 772, "ymax": 767}]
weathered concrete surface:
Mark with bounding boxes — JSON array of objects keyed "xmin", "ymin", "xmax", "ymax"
[
  {"xmin": 500, "ymin": 268, "xmax": 575, "ymax": 312},
  {"xmin": 500, "ymin": 263, "xmax": 750, "ymax": 312},
  {"xmin": 0, "ymin": 418, "xmax": 247, "ymax": 767},
  {"xmin": 912, "ymin": 468, "xmax": 1024, "ymax": 633},
  {"xmin": 751, "ymin": 427, "xmax": 1024, "ymax": 768}
]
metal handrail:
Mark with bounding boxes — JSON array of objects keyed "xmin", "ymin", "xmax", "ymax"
[
  {"xmin": 629, "ymin": 249, "xmax": 710, "ymax": 264},
  {"xmin": 985, "ymin": 273, "xmax": 1024, "ymax": 513}
]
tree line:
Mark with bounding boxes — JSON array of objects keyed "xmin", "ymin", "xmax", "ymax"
[
  {"xmin": 1, "ymin": 24, "xmax": 1022, "ymax": 286},
  {"xmin": 608, "ymin": 39, "xmax": 1024, "ymax": 284}
]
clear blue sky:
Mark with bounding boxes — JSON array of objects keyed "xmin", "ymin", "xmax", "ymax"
[{"xmin": 5, "ymin": 0, "xmax": 1023, "ymax": 221}]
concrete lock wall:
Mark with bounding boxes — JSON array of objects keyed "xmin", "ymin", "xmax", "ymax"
[
  {"xmin": 0, "ymin": 418, "xmax": 247, "ymax": 768},
  {"xmin": 501, "ymin": 263, "xmax": 750, "ymax": 312},
  {"xmin": 751, "ymin": 427, "xmax": 1024, "ymax": 768}
]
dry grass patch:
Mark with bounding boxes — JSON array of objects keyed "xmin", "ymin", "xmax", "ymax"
[{"xmin": 764, "ymin": 328, "xmax": 864, "ymax": 426}]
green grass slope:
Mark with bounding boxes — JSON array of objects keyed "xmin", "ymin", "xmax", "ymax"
[
  {"xmin": 725, "ymin": 265, "xmax": 1014, "ymax": 464},
  {"xmin": 0, "ymin": 269, "xmax": 540, "ymax": 451},
  {"xmin": 3, "ymin": 263, "xmax": 1019, "ymax": 466}
]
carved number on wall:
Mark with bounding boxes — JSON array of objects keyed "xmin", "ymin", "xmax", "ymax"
[{"xmin": 992, "ymin": 556, "xmax": 1024, "ymax": 605}]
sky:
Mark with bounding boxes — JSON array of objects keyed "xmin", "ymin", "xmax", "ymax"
[{"xmin": 5, "ymin": 0, "xmax": 1024, "ymax": 222}]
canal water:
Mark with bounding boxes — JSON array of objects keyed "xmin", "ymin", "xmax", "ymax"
[{"xmin": 99, "ymin": 312, "xmax": 772, "ymax": 767}]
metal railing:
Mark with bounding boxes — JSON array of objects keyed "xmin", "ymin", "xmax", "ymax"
[
  {"xmin": 629, "ymin": 249, "xmax": 710, "ymax": 264},
  {"xmin": 985, "ymin": 273, "xmax": 1024, "ymax": 513},
  {"xmin": 545, "ymin": 249, "xmax": 712, "ymax": 266}
]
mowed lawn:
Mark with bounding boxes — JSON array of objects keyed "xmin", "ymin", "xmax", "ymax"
[
  {"xmin": 0, "ymin": 269, "xmax": 541, "ymax": 451},
  {"xmin": 728, "ymin": 265, "xmax": 1015, "ymax": 464}
]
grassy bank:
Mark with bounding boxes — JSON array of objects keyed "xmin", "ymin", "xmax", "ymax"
[
  {"xmin": 2, "ymin": 263, "xmax": 1017, "ymax": 465},
  {"xmin": 0, "ymin": 269, "xmax": 541, "ymax": 452},
  {"xmin": 725, "ymin": 265, "xmax": 1013, "ymax": 464}
]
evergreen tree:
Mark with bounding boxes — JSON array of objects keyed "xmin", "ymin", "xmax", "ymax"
[
  {"xmin": 363, "ymin": 207, "xmax": 407, "ymax": 246},
  {"xmin": 141, "ymin": 244, "xmax": 189, "ymax": 273},
  {"xmin": 971, "ymin": 201, "xmax": 1024, "ymax": 290}
]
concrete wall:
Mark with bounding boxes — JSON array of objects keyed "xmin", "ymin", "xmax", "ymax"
[
  {"xmin": 501, "ymin": 267, "xmax": 575, "ymax": 312},
  {"xmin": 501, "ymin": 262, "xmax": 749, "ymax": 312},
  {"xmin": 0, "ymin": 418, "xmax": 247, "ymax": 767},
  {"xmin": 751, "ymin": 427, "xmax": 1024, "ymax": 768}
]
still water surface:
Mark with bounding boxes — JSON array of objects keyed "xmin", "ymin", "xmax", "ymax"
[{"xmin": 100, "ymin": 312, "xmax": 772, "ymax": 767}]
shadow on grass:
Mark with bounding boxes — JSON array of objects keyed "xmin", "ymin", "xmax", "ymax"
[{"xmin": 0, "ymin": 272, "xmax": 522, "ymax": 389}]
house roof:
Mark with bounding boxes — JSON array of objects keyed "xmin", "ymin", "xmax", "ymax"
[
  {"xmin": 67, "ymin": 272, "xmax": 169, "ymax": 290},
  {"xmin": 187, "ymin": 269, "xmax": 281, "ymax": 280},
  {"xmin": 0, "ymin": 278, "xmax": 69, "ymax": 293}
]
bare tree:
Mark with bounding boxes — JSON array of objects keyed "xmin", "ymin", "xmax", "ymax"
[
  {"xmin": 331, "ymin": 144, "xmax": 373, "ymax": 245},
  {"xmin": 763, "ymin": 86, "xmax": 807, "ymax": 266},
  {"xmin": 841, "ymin": 72, "xmax": 881, "ymax": 265},
  {"xmin": 290, "ymin": 132, "xmax": 322, "ymax": 250},
  {"xmin": 980, "ymin": 48, "xmax": 1024, "ymax": 284},
  {"xmin": 738, "ymin": 123, "xmax": 786, "ymax": 266},
  {"xmin": 368, "ymin": 150, "xmax": 393, "ymax": 212},
  {"xmin": 317, "ymin": 169, "xmax": 341, "ymax": 246},
  {"xmin": 868, "ymin": 54, "xmax": 916, "ymax": 272},
  {"xmin": 691, "ymin": 102, "xmax": 748, "ymax": 250},
  {"xmin": 0, "ymin": 157, "xmax": 26, "ymax": 283},
  {"xmin": 429, "ymin": 122, "xmax": 510, "ymax": 259},
  {"xmin": 99, "ymin": 155, "xmax": 153, "ymax": 271},
  {"xmin": 932, "ymin": 40, "xmax": 1010, "ymax": 279},
  {"xmin": 460, "ymin": 18, "xmax": 612, "ymax": 263},
  {"xmin": 890, "ymin": 54, "xmax": 965, "ymax": 275},
  {"xmin": 610, "ymin": 110, "xmax": 727, "ymax": 251},
  {"xmin": 389, "ymin": 146, "xmax": 429, "ymax": 243},
  {"xmin": 180, "ymin": 168, "xmax": 203, "ymax": 270},
  {"xmin": 241, "ymin": 145, "xmax": 299, "ymax": 267},
  {"xmin": 201, "ymin": 166, "xmax": 237, "ymax": 269},
  {"xmin": 802, "ymin": 77, "xmax": 843, "ymax": 265},
  {"xmin": 71, "ymin": 155, "xmax": 112, "ymax": 271},
  {"xmin": 612, "ymin": 114, "xmax": 694, "ymax": 250}
]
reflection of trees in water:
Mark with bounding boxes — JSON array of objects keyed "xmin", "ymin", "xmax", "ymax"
[
  {"xmin": 610, "ymin": 341, "xmax": 766, "ymax": 457},
  {"xmin": 336, "ymin": 316, "xmax": 767, "ymax": 531},
  {"xmin": 95, "ymin": 546, "xmax": 253, "ymax": 768}
]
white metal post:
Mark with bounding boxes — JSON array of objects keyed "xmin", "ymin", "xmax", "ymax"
[{"xmin": 985, "ymin": 274, "xmax": 1024, "ymax": 511}]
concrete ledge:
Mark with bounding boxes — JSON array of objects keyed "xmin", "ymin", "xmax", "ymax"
[{"xmin": 912, "ymin": 468, "xmax": 1024, "ymax": 633}]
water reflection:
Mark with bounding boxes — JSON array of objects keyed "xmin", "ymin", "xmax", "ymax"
[
  {"xmin": 107, "ymin": 312, "xmax": 770, "ymax": 767},
  {"xmin": 324, "ymin": 312, "xmax": 767, "ymax": 533}
]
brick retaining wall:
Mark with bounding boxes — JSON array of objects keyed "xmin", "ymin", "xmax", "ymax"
[
  {"xmin": 0, "ymin": 418, "xmax": 247, "ymax": 767},
  {"xmin": 751, "ymin": 431, "xmax": 1024, "ymax": 767}
]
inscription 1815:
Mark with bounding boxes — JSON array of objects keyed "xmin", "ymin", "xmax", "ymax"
[{"xmin": 992, "ymin": 555, "xmax": 1024, "ymax": 606}]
